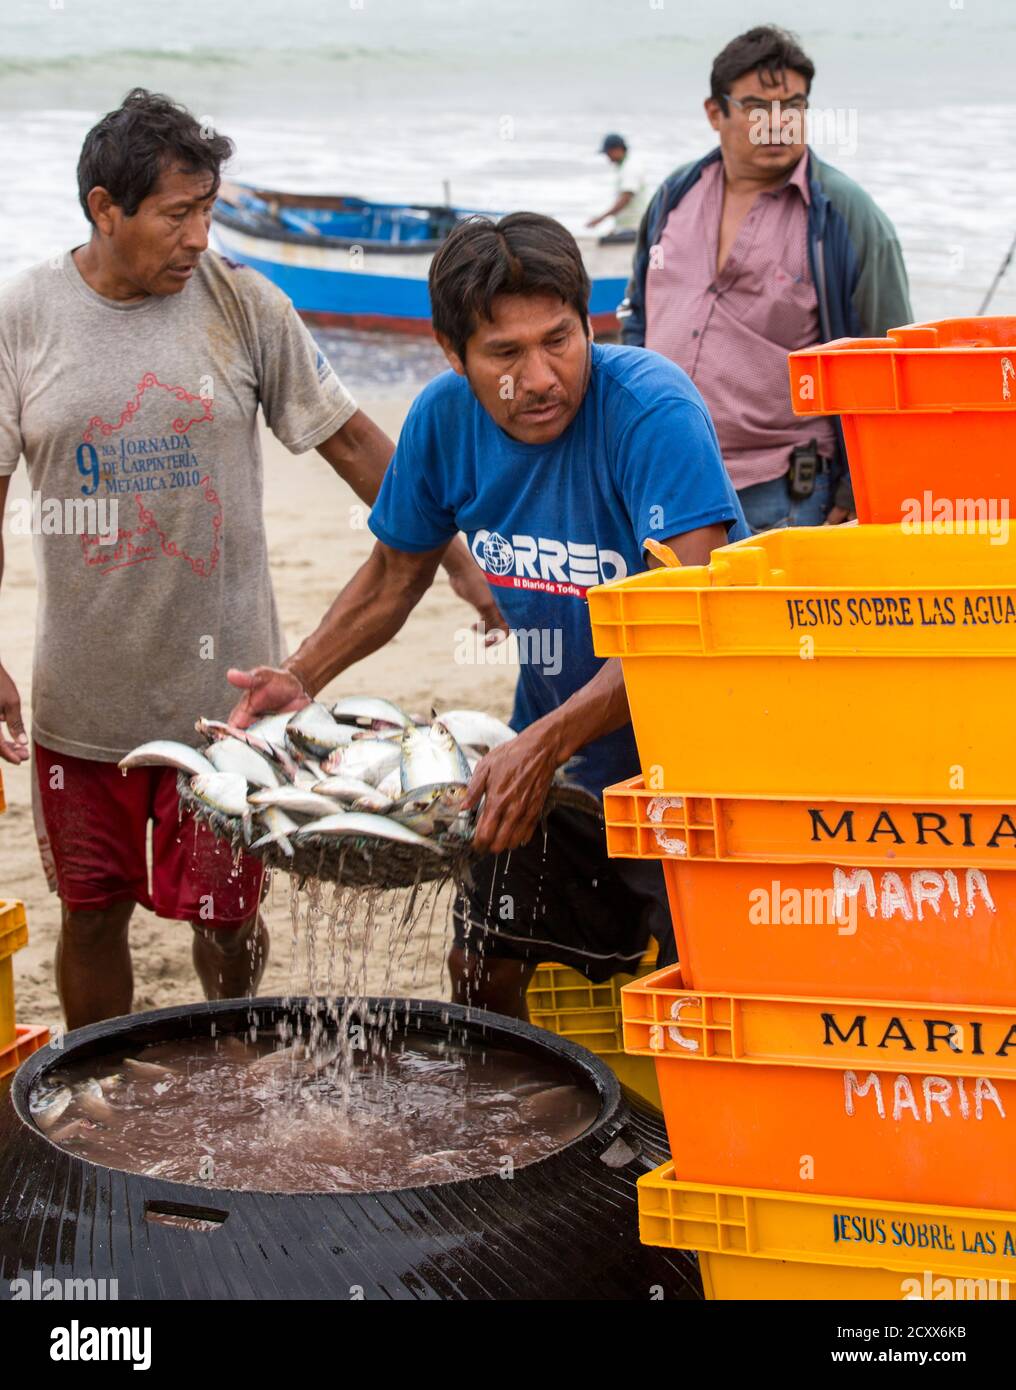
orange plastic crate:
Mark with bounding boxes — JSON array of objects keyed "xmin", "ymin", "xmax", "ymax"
[
  {"xmin": 0, "ymin": 1023, "xmax": 50, "ymax": 1081},
  {"xmin": 604, "ymin": 776, "xmax": 1016, "ymax": 1003},
  {"xmin": 622, "ymin": 964, "xmax": 1016, "ymax": 1209},
  {"xmin": 789, "ymin": 317, "xmax": 1016, "ymax": 523}
]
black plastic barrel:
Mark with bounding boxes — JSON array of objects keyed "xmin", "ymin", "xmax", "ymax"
[{"xmin": 0, "ymin": 997, "xmax": 702, "ymax": 1301}]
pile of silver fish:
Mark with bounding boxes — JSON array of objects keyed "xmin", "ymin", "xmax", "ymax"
[{"xmin": 119, "ymin": 699, "xmax": 516, "ymax": 861}]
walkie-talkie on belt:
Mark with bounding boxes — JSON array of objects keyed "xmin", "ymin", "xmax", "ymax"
[{"xmin": 788, "ymin": 438, "xmax": 821, "ymax": 500}]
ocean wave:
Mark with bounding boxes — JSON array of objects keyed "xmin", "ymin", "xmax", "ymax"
[{"xmin": 0, "ymin": 43, "xmax": 426, "ymax": 78}]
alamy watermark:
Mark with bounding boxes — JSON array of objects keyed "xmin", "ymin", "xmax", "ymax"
[
  {"xmin": 901, "ymin": 491, "xmax": 1009, "ymax": 545},
  {"xmin": 749, "ymin": 104, "xmax": 859, "ymax": 157},
  {"xmin": 49, "ymin": 1319, "xmax": 151, "ymax": 1370},
  {"xmin": 454, "ymin": 625, "xmax": 562, "ymax": 677},
  {"xmin": 902, "ymin": 1271, "xmax": 1009, "ymax": 1301},
  {"xmin": 748, "ymin": 879, "xmax": 859, "ymax": 936},
  {"xmin": 10, "ymin": 1270, "xmax": 118, "ymax": 1299},
  {"xmin": 6, "ymin": 490, "xmax": 119, "ymax": 543}
]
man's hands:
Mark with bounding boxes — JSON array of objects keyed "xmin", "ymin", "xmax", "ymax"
[
  {"xmin": 0, "ymin": 664, "xmax": 27, "ymax": 764},
  {"xmin": 226, "ymin": 665, "xmax": 309, "ymax": 728},
  {"xmin": 462, "ymin": 718, "xmax": 567, "ymax": 855}
]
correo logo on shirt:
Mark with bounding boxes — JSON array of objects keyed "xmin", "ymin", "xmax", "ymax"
[{"xmin": 470, "ymin": 529, "xmax": 627, "ymax": 596}]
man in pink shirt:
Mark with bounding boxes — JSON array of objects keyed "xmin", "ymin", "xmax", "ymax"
[{"xmin": 621, "ymin": 25, "xmax": 912, "ymax": 531}]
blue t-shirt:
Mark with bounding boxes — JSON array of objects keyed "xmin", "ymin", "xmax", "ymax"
[{"xmin": 369, "ymin": 342, "xmax": 748, "ymax": 794}]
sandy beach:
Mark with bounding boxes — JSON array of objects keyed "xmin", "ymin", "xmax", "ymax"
[{"xmin": 3, "ymin": 396, "xmax": 518, "ymax": 1037}]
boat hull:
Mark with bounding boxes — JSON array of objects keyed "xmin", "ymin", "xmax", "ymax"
[{"xmin": 213, "ymin": 221, "xmax": 630, "ymax": 336}]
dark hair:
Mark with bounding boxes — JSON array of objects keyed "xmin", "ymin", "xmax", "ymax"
[
  {"xmin": 710, "ymin": 25, "xmax": 815, "ymax": 115},
  {"xmin": 428, "ymin": 212, "xmax": 590, "ymax": 361},
  {"xmin": 77, "ymin": 88, "xmax": 234, "ymax": 224}
]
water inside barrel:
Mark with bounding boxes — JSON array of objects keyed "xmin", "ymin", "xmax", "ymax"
[{"xmin": 28, "ymin": 1030, "xmax": 599, "ymax": 1193}]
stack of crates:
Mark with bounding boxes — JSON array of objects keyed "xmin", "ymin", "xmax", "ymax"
[
  {"xmin": 0, "ymin": 769, "xmax": 49, "ymax": 1087},
  {"xmin": 587, "ymin": 318, "xmax": 1016, "ymax": 1300}
]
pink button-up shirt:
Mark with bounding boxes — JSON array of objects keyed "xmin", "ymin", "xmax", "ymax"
[{"xmin": 644, "ymin": 153, "xmax": 836, "ymax": 492}]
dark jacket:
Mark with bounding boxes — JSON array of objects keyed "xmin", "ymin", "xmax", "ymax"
[{"xmin": 619, "ymin": 147, "xmax": 913, "ymax": 512}]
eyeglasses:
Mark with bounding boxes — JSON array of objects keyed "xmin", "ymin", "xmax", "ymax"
[{"xmin": 725, "ymin": 95, "xmax": 809, "ymax": 117}]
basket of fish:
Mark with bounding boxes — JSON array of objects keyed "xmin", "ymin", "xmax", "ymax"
[{"xmin": 121, "ymin": 699, "xmax": 600, "ymax": 889}]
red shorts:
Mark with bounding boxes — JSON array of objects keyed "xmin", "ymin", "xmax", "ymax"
[{"xmin": 33, "ymin": 741, "xmax": 266, "ymax": 928}]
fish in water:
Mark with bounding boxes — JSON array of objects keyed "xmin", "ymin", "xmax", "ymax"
[
  {"xmin": 124, "ymin": 1057, "xmax": 177, "ymax": 1081},
  {"xmin": 48, "ymin": 1118, "xmax": 93, "ymax": 1143},
  {"xmin": 206, "ymin": 737, "xmax": 280, "ymax": 788},
  {"xmin": 434, "ymin": 709, "xmax": 516, "ymax": 753},
  {"xmin": 35, "ymin": 1036, "xmax": 598, "ymax": 1192},
  {"xmin": 400, "ymin": 720, "xmax": 471, "ymax": 791},
  {"xmin": 248, "ymin": 785, "xmax": 344, "ymax": 818},
  {"xmin": 119, "ymin": 740, "xmax": 216, "ymax": 779},
  {"xmin": 329, "ymin": 737, "xmax": 402, "ymax": 786},
  {"xmin": 293, "ymin": 811, "xmax": 445, "ymax": 853},
  {"xmin": 73, "ymin": 1078, "xmax": 118, "ymax": 1125},
  {"xmin": 247, "ymin": 1039, "xmax": 340, "ymax": 1078},
  {"xmin": 285, "ymin": 703, "xmax": 358, "ymax": 759},
  {"xmin": 388, "ymin": 783, "xmax": 470, "ymax": 835},
  {"xmin": 190, "ymin": 772, "xmax": 251, "ymax": 819},
  {"xmin": 518, "ymin": 1084, "xmax": 590, "ymax": 1133},
  {"xmin": 30, "ymin": 1083, "xmax": 73, "ymax": 1132},
  {"xmin": 330, "ymin": 695, "xmax": 412, "ymax": 730}
]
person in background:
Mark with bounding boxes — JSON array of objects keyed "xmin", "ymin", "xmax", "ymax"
[
  {"xmin": 587, "ymin": 134, "xmax": 648, "ymax": 241},
  {"xmin": 620, "ymin": 25, "xmax": 912, "ymax": 530},
  {"xmin": 0, "ymin": 89, "xmax": 498, "ymax": 1027}
]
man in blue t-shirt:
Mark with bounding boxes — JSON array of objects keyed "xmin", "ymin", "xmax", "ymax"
[{"xmin": 229, "ymin": 212, "xmax": 747, "ymax": 1018}]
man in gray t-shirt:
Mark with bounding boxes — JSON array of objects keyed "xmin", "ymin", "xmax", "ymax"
[{"xmin": 0, "ymin": 90, "xmax": 497, "ymax": 1026}]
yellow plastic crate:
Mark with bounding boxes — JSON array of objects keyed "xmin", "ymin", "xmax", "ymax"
[
  {"xmin": 588, "ymin": 522, "xmax": 1016, "ymax": 801},
  {"xmin": 527, "ymin": 945, "xmax": 661, "ymax": 1109},
  {"xmin": 639, "ymin": 1163, "xmax": 1016, "ymax": 1301},
  {"xmin": 0, "ymin": 900, "xmax": 29, "ymax": 1050}
]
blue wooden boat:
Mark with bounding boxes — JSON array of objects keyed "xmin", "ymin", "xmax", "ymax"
[{"xmin": 211, "ymin": 182, "xmax": 632, "ymax": 335}]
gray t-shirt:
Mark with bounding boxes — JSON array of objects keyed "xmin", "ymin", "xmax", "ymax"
[{"xmin": 0, "ymin": 249, "xmax": 356, "ymax": 760}]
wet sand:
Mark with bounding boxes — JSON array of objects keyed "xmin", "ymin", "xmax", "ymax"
[{"xmin": 3, "ymin": 398, "xmax": 517, "ymax": 1036}]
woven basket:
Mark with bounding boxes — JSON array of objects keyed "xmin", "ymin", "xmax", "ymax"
[{"xmin": 177, "ymin": 774, "xmax": 602, "ymax": 889}]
